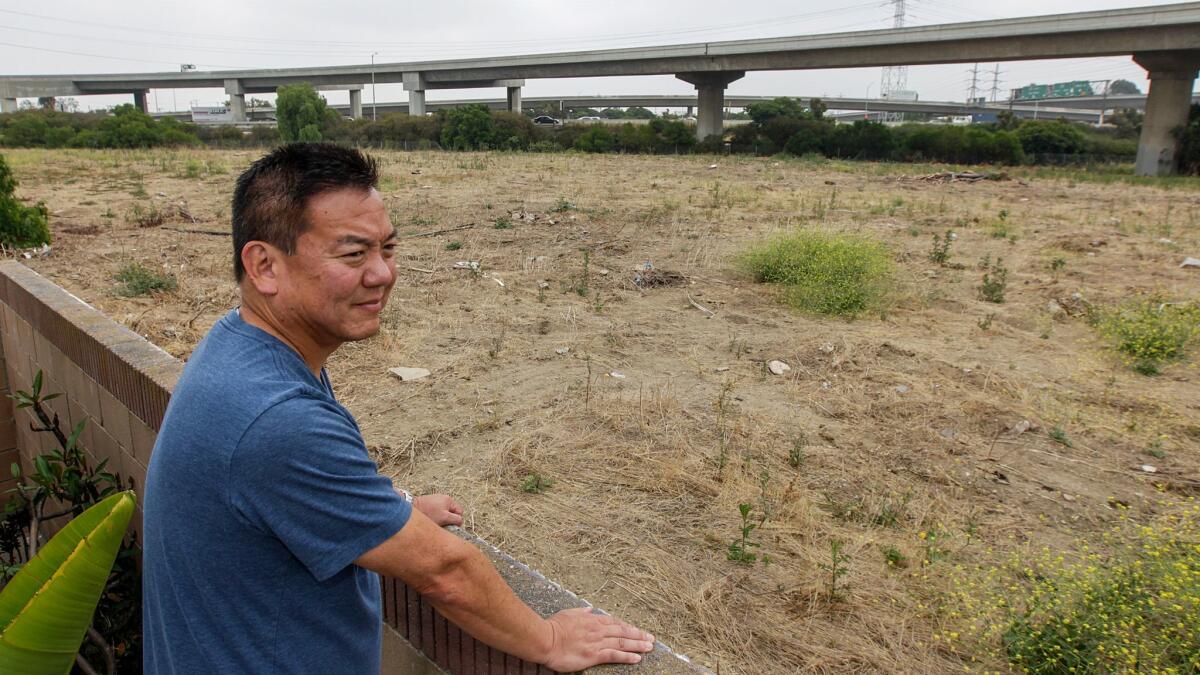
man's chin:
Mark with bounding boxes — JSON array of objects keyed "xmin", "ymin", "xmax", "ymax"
[{"xmin": 340, "ymin": 318, "xmax": 382, "ymax": 342}]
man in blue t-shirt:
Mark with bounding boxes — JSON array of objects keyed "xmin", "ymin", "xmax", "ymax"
[{"xmin": 143, "ymin": 143, "xmax": 654, "ymax": 674}]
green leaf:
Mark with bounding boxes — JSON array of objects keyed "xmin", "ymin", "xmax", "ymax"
[
  {"xmin": 40, "ymin": 393, "xmax": 60, "ymax": 402},
  {"xmin": 33, "ymin": 456, "xmax": 52, "ymax": 482},
  {"xmin": 31, "ymin": 371, "xmax": 42, "ymax": 398},
  {"xmin": 0, "ymin": 491, "xmax": 135, "ymax": 674},
  {"xmin": 66, "ymin": 421, "xmax": 86, "ymax": 452},
  {"xmin": 9, "ymin": 463, "xmax": 18, "ymax": 480}
]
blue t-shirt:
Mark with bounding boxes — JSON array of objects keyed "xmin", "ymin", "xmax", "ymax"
[{"xmin": 143, "ymin": 309, "xmax": 411, "ymax": 674}]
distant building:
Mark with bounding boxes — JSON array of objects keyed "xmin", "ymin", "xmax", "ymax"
[{"xmin": 190, "ymin": 106, "xmax": 235, "ymax": 125}]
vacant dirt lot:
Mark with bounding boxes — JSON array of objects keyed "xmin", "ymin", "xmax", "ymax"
[{"xmin": 6, "ymin": 148, "xmax": 1199, "ymax": 673}]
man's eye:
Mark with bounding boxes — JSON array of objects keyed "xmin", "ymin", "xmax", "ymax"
[
  {"xmin": 383, "ymin": 244, "xmax": 397, "ymax": 256},
  {"xmin": 344, "ymin": 250, "xmax": 365, "ymax": 259}
]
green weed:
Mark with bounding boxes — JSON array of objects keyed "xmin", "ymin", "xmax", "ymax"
[
  {"xmin": 979, "ymin": 255, "xmax": 1008, "ymax": 303},
  {"xmin": 737, "ymin": 230, "xmax": 894, "ymax": 317},
  {"xmin": 1093, "ymin": 298, "xmax": 1200, "ymax": 375},
  {"xmin": 929, "ymin": 230, "xmax": 954, "ymax": 266},
  {"xmin": 819, "ymin": 539, "xmax": 852, "ymax": 601},
  {"xmin": 520, "ymin": 473, "xmax": 553, "ymax": 494},
  {"xmin": 114, "ymin": 262, "xmax": 176, "ymax": 297}
]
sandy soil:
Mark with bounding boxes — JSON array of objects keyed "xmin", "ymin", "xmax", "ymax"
[{"xmin": 6, "ymin": 147, "xmax": 1199, "ymax": 673}]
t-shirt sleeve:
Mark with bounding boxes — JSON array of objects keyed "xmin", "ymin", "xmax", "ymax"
[{"xmin": 228, "ymin": 395, "xmax": 411, "ymax": 582}]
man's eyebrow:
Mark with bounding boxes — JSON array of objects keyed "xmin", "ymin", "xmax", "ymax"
[
  {"xmin": 333, "ymin": 229, "xmax": 398, "ymax": 247},
  {"xmin": 333, "ymin": 234, "xmax": 374, "ymax": 247}
]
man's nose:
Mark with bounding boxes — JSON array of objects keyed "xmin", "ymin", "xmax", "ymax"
[{"xmin": 363, "ymin": 251, "xmax": 396, "ymax": 288}]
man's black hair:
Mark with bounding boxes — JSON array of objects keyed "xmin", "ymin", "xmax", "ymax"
[{"xmin": 231, "ymin": 142, "xmax": 379, "ymax": 282}]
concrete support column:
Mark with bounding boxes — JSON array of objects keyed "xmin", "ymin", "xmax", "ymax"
[
  {"xmin": 402, "ymin": 72, "xmax": 427, "ymax": 117},
  {"xmin": 506, "ymin": 86, "xmax": 522, "ymax": 114},
  {"xmin": 408, "ymin": 90, "xmax": 426, "ymax": 116},
  {"xmin": 0, "ymin": 98, "xmax": 16, "ymax": 113},
  {"xmin": 133, "ymin": 90, "xmax": 149, "ymax": 114},
  {"xmin": 1133, "ymin": 51, "xmax": 1200, "ymax": 176},
  {"xmin": 675, "ymin": 71, "xmax": 745, "ymax": 140},
  {"xmin": 349, "ymin": 89, "xmax": 363, "ymax": 119},
  {"xmin": 224, "ymin": 79, "xmax": 247, "ymax": 122}
]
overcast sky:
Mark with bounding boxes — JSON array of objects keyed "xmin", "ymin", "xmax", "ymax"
[{"xmin": 1, "ymin": 0, "xmax": 1194, "ymax": 112}]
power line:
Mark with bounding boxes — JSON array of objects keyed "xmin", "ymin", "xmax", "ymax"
[
  {"xmin": 0, "ymin": 39, "xmax": 245, "ymax": 69},
  {"xmin": 0, "ymin": 4, "xmax": 883, "ymax": 53}
]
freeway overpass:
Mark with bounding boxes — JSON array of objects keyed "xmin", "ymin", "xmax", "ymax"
[{"xmin": 3, "ymin": 3, "xmax": 1199, "ymax": 174}]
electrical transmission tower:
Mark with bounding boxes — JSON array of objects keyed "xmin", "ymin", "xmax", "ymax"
[
  {"xmin": 966, "ymin": 62, "xmax": 981, "ymax": 104},
  {"xmin": 988, "ymin": 63, "xmax": 1003, "ymax": 102},
  {"xmin": 879, "ymin": 0, "xmax": 908, "ymax": 122}
]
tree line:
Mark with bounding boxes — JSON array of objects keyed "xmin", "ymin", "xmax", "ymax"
[{"xmin": 1, "ymin": 86, "xmax": 1196, "ymax": 173}]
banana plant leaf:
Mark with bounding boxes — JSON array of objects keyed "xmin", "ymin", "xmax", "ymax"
[{"xmin": 0, "ymin": 490, "xmax": 136, "ymax": 674}]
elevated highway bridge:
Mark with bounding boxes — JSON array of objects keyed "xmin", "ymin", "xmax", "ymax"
[{"xmin": 3, "ymin": 3, "xmax": 1198, "ymax": 174}]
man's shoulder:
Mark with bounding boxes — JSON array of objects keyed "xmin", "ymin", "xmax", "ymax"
[{"xmin": 159, "ymin": 311, "xmax": 331, "ymax": 450}]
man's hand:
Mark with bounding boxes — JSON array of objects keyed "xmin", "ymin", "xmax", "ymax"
[
  {"xmin": 541, "ymin": 607, "xmax": 655, "ymax": 672},
  {"xmin": 412, "ymin": 494, "xmax": 464, "ymax": 527}
]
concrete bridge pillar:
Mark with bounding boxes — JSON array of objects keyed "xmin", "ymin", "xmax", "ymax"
[
  {"xmin": 507, "ymin": 86, "xmax": 522, "ymax": 114},
  {"xmin": 403, "ymin": 73, "xmax": 426, "ymax": 116},
  {"xmin": 1133, "ymin": 50, "xmax": 1200, "ymax": 176},
  {"xmin": 676, "ymin": 71, "xmax": 744, "ymax": 140},
  {"xmin": 0, "ymin": 98, "xmax": 16, "ymax": 113},
  {"xmin": 350, "ymin": 89, "xmax": 363, "ymax": 119},
  {"xmin": 133, "ymin": 90, "xmax": 149, "ymax": 114},
  {"xmin": 408, "ymin": 90, "xmax": 426, "ymax": 116},
  {"xmin": 224, "ymin": 79, "xmax": 247, "ymax": 122}
]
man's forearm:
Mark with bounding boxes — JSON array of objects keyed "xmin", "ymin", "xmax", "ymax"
[{"xmin": 419, "ymin": 545, "xmax": 554, "ymax": 664}]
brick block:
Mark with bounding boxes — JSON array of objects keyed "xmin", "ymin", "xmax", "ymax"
[
  {"xmin": 0, "ymin": 417, "xmax": 15, "ymax": 452},
  {"xmin": 97, "ymin": 387, "xmax": 134, "ymax": 452},
  {"xmin": 0, "ymin": 447, "xmax": 19, "ymax": 482},
  {"xmin": 122, "ymin": 452, "xmax": 146, "ymax": 497},
  {"xmin": 91, "ymin": 425, "xmax": 123, "ymax": 479},
  {"xmin": 13, "ymin": 317, "xmax": 33, "ymax": 363},
  {"xmin": 129, "ymin": 413, "xmax": 158, "ymax": 469},
  {"xmin": 66, "ymin": 366, "xmax": 101, "ymax": 421}
]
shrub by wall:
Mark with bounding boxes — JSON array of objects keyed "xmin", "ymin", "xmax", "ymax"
[{"xmin": 0, "ymin": 154, "xmax": 51, "ymax": 248}]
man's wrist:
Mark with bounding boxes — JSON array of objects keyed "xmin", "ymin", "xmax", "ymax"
[{"xmin": 535, "ymin": 617, "xmax": 558, "ymax": 666}]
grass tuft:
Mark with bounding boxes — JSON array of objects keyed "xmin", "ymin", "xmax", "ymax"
[
  {"xmin": 737, "ymin": 230, "xmax": 894, "ymax": 317},
  {"xmin": 114, "ymin": 262, "xmax": 176, "ymax": 297}
]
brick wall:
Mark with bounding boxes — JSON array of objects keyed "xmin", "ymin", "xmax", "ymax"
[
  {"xmin": 0, "ymin": 261, "xmax": 705, "ymax": 675},
  {"xmin": 0, "ymin": 261, "xmax": 177, "ymax": 541}
]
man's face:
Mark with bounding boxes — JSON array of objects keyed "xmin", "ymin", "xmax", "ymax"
[{"xmin": 275, "ymin": 187, "xmax": 397, "ymax": 347}]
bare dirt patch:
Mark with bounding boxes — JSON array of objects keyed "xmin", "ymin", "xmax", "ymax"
[{"xmin": 7, "ymin": 148, "xmax": 1200, "ymax": 673}]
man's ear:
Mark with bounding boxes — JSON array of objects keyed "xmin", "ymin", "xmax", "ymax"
[{"xmin": 240, "ymin": 241, "xmax": 282, "ymax": 296}]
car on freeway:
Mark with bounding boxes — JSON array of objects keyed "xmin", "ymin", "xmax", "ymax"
[
  {"xmin": 577, "ymin": 116, "xmax": 602, "ymax": 122},
  {"xmin": 532, "ymin": 116, "xmax": 563, "ymax": 125}
]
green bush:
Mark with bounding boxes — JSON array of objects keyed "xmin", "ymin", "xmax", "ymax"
[
  {"xmin": 949, "ymin": 504, "xmax": 1200, "ymax": 674},
  {"xmin": 1094, "ymin": 297, "xmax": 1200, "ymax": 375},
  {"xmin": 276, "ymin": 83, "xmax": 330, "ymax": 142},
  {"xmin": 1176, "ymin": 104, "xmax": 1200, "ymax": 175},
  {"xmin": 893, "ymin": 124, "xmax": 1023, "ymax": 164},
  {"xmin": 737, "ymin": 230, "xmax": 894, "ymax": 317},
  {"xmin": 1017, "ymin": 120, "xmax": 1088, "ymax": 156},
  {"xmin": 440, "ymin": 104, "xmax": 495, "ymax": 150},
  {"xmin": 114, "ymin": 262, "xmax": 176, "ymax": 297},
  {"xmin": 826, "ymin": 121, "xmax": 895, "ymax": 160},
  {"xmin": 0, "ymin": 154, "xmax": 51, "ymax": 248},
  {"xmin": 573, "ymin": 127, "xmax": 615, "ymax": 153}
]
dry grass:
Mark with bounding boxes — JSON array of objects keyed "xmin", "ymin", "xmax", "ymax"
[{"xmin": 6, "ymin": 147, "xmax": 1200, "ymax": 673}]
